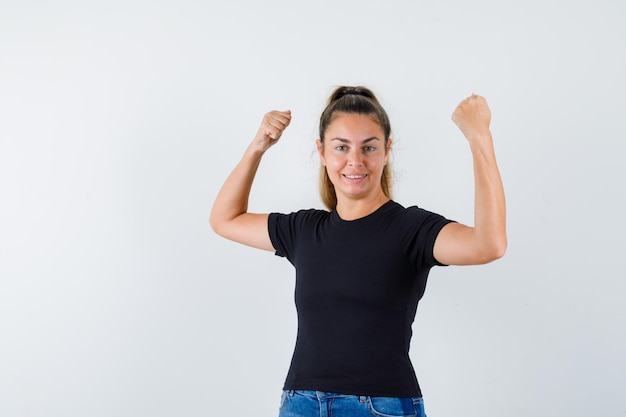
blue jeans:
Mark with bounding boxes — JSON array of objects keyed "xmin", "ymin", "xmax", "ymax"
[{"xmin": 278, "ymin": 390, "xmax": 426, "ymax": 417}]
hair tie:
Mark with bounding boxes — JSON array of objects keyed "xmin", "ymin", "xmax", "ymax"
[{"xmin": 335, "ymin": 89, "xmax": 370, "ymax": 100}]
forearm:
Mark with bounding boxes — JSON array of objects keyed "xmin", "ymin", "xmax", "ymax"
[
  {"xmin": 209, "ymin": 146, "xmax": 264, "ymax": 234},
  {"xmin": 470, "ymin": 133, "xmax": 507, "ymax": 258}
]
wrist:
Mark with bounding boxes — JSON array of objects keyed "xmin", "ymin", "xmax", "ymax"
[
  {"xmin": 466, "ymin": 131, "xmax": 493, "ymax": 145},
  {"xmin": 243, "ymin": 144, "xmax": 267, "ymax": 162}
]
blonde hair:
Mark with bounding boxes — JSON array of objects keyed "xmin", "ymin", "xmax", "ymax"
[{"xmin": 318, "ymin": 86, "xmax": 393, "ymax": 210}]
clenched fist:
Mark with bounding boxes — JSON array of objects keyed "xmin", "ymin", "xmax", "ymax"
[
  {"xmin": 451, "ymin": 94, "xmax": 491, "ymax": 142},
  {"xmin": 250, "ymin": 110, "xmax": 292, "ymax": 153}
]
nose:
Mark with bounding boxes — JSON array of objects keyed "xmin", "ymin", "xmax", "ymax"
[{"xmin": 347, "ymin": 149, "xmax": 363, "ymax": 166}]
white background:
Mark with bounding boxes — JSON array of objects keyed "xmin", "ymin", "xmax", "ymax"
[{"xmin": 1, "ymin": 1, "xmax": 625, "ymax": 416}]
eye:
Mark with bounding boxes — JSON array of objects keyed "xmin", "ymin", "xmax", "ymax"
[
  {"xmin": 364, "ymin": 146, "xmax": 376, "ymax": 152},
  {"xmin": 335, "ymin": 145, "xmax": 347, "ymax": 152}
]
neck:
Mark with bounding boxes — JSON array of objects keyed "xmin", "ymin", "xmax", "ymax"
[{"xmin": 335, "ymin": 192, "xmax": 390, "ymax": 221}]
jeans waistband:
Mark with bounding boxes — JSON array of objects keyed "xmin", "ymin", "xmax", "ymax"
[{"xmin": 285, "ymin": 390, "xmax": 367, "ymax": 402}]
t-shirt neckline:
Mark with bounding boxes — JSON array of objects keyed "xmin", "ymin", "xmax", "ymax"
[{"xmin": 330, "ymin": 200, "xmax": 397, "ymax": 226}]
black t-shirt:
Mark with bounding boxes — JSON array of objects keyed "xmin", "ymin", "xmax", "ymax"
[{"xmin": 268, "ymin": 200, "xmax": 454, "ymax": 397}]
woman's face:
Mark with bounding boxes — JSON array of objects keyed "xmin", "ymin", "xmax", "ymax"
[{"xmin": 317, "ymin": 112, "xmax": 391, "ymax": 203}]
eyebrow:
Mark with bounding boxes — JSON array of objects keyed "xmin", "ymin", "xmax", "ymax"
[{"xmin": 329, "ymin": 137, "xmax": 381, "ymax": 144}]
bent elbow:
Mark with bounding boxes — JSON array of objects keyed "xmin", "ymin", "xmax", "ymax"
[
  {"xmin": 491, "ymin": 243, "xmax": 507, "ymax": 261},
  {"xmin": 209, "ymin": 214, "xmax": 224, "ymax": 236},
  {"xmin": 483, "ymin": 237, "xmax": 507, "ymax": 263}
]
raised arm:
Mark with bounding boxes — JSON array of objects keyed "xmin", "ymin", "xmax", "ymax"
[
  {"xmin": 433, "ymin": 94, "xmax": 507, "ymax": 265},
  {"xmin": 209, "ymin": 110, "xmax": 291, "ymax": 251}
]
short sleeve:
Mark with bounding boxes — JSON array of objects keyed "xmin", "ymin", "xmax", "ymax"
[
  {"xmin": 268, "ymin": 209, "xmax": 325, "ymax": 264},
  {"xmin": 400, "ymin": 206, "xmax": 455, "ymax": 268},
  {"xmin": 268, "ymin": 212, "xmax": 291, "ymax": 259}
]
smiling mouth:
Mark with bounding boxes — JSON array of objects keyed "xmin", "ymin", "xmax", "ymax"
[{"xmin": 343, "ymin": 174, "xmax": 367, "ymax": 179}]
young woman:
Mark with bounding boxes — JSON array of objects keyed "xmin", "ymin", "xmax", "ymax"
[{"xmin": 210, "ymin": 86, "xmax": 506, "ymax": 417}]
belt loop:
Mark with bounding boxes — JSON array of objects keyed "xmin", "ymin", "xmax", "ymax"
[{"xmin": 288, "ymin": 390, "xmax": 295, "ymax": 397}]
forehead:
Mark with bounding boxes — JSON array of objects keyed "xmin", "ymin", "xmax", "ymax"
[{"xmin": 326, "ymin": 112, "xmax": 383, "ymax": 139}]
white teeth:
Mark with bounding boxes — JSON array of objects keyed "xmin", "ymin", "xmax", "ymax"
[{"xmin": 344, "ymin": 174, "xmax": 365, "ymax": 179}]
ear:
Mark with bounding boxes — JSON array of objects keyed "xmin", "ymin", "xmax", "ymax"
[
  {"xmin": 316, "ymin": 139, "xmax": 326, "ymax": 166},
  {"xmin": 385, "ymin": 139, "xmax": 393, "ymax": 163}
]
